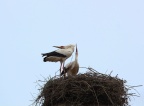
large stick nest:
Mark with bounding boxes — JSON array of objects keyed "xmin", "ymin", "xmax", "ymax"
[{"xmin": 35, "ymin": 67, "xmax": 130, "ymax": 106}]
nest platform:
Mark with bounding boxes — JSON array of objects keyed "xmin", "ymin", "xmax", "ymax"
[{"xmin": 35, "ymin": 68, "xmax": 129, "ymax": 106}]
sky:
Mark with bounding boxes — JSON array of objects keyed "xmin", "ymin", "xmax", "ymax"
[{"xmin": 0, "ymin": 0, "xmax": 144, "ymax": 105}]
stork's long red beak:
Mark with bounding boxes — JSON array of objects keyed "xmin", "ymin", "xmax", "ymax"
[{"xmin": 53, "ymin": 46, "xmax": 64, "ymax": 49}]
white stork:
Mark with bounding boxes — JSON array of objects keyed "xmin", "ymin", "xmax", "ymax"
[
  {"xmin": 61, "ymin": 44, "xmax": 79, "ymax": 76},
  {"xmin": 41, "ymin": 44, "xmax": 75, "ymax": 76}
]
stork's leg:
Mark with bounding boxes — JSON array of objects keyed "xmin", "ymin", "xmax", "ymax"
[
  {"xmin": 60, "ymin": 62, "xmax": 62, "ymax": 76},
  {"xmin": 63, "ymin": 61, "xmax": 66, "ymax": 78}
]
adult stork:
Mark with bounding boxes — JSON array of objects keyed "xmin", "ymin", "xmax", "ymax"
[
  {"xmin": 41, "ymin": 44, "xmax": 75, "ymax": 76},
  {"xmin": 61, "ymin": 44, "xmax": 79, "ymax": 76}
]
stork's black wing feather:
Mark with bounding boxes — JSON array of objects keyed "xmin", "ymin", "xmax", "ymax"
[{"xmin": 41, "ymin": 51, "xmax": 67, "ymax": 57}]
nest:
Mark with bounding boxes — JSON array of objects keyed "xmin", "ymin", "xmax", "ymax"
[{"xmin": 35, "ymin": 67, "xmax": 130, "ymax": 106}]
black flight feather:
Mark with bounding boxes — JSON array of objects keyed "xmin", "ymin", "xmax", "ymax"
[{"xmin": 41, "ymin": 51, "xmax": 67, "ymax": 57}]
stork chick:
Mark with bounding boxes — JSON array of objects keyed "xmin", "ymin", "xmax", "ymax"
[{"xmin": 61, "ymin": 44, "xmax": 79, "ymax": 76}]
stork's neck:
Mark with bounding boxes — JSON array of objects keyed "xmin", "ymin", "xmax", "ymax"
[{"xmin": 75, "ymin": 53, "xmax": 78, "ymax": 62}]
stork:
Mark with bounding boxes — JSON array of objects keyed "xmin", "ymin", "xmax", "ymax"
[
  {"xmin": 61, "ymin": 44, "xmax": 79, "ymax": 76},
  {"xmin": 41, "ymin": 44, "xmax": 75, "ymax": 76}
]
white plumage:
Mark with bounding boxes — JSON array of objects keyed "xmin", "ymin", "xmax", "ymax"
[
  {"xmin": 41, "ymin": 44, "xmax": 75, "ymax": 76},
  {"xmin": 61, "ymin": 44, "xmax": 79, "ymax": 76}
]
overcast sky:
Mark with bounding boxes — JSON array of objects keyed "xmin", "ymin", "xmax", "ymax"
[{"xmin": 0, "ymin": 0, "xmax": 144, "ymax": 106}]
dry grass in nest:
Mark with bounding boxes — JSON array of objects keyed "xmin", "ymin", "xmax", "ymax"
[{"xmin": 33, "ymin": 67, "xmax": 140, "ymax": 106}]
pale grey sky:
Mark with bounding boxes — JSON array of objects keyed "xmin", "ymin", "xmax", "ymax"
[{"xmin": 0, "ymin": 0, "xmax": 144, "ymax": 106}]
